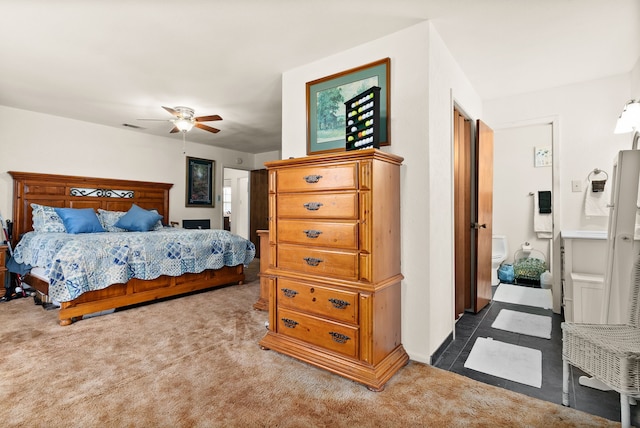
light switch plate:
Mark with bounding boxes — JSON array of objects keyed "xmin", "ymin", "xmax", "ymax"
[{"xmin": 571, "ymin": 180, "xmax": 582, "ymax": 192}]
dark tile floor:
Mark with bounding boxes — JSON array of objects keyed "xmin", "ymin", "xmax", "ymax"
[{"xmin": 432, "ymin": 284, "xmax": 637, "ymax": 425}]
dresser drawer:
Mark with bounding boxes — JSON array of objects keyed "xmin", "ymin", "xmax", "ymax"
[
  {"xmin": 277, "ymin": 244, "xmax": 358, "ymax": 279},
  {"xmin": 277, "ymin": 192, "xmax": 358, "ymax": 219},
  {"xmin": 277, "ymin": 307, "xmax": 358, "ymax": 358},
  {"xmin": 277, "ymin": 278, "xmax": 358, "ymax": 323},
  {"xmin": 276, "ymin": 163, "xmax": 357, "ymax": 193},
  {"xmin": 277, "ymin": 220, "xmax": 358, "ymax": 249}
]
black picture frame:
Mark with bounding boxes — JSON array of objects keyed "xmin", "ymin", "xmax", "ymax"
[{"xmin": 186, "ymin": 156, "xmax": 215, "ymax": 207}]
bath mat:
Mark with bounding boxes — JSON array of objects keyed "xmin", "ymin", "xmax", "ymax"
[
  {"xmin": 464, "ymin": 337, "xmax": 542, "ymax": 388},
  {"xmin": 491, "ymin": 309, "xmax": 551, "ymax": 339},
  {"xmin": 493, "ymin": 284, "xmax": 552, "ymax": 309}
]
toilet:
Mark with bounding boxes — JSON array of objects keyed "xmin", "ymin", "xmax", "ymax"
[{"xmin": 492, "ymin": 235, "xmax": 508, "ymax": 286}]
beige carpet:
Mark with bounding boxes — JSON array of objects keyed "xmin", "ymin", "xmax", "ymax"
[{"xmin": 0, "ymin": 276, "xmax": 615, "ymax": 427}]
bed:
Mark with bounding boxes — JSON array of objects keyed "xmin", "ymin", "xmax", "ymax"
[{"xmin": 8, "ymin": 171, "xmax": 255, "ymax": 326}]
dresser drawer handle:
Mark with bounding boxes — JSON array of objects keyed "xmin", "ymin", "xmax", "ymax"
[
  {"xmin": 303, "ymin": 175, "xmax": 323, "ymax": 183},
  {"xmin": 282, "ymin": 318, "xmax": 299, "ymax": 329},
  {"xmin": 303, "ymin": 229, "xmax": 323, "ymax": 239},
  {"xmin": 303, "ymin": 257, "xmax": 323, "ymax": 267},
  {"xmin": 303, "ymin": 202, "xmax": 323, "ymax": 211},
  {"xmin": 328, "ymin": 298, "xmax": 351, "ymax": 310},
  {"xmin": 328, "ymin": 332, "xmax": 351, "ymax": 344},
  {"xmin": 281, "ymin": 288, "xmax": 298, "ymax": 298}
]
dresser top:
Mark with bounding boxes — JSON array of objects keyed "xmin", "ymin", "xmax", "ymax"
[{"xmin": 265, "ymin": 148, "xmax": 403, "ymax": 169}]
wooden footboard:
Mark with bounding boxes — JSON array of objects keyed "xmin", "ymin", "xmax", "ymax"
[{"xmin": 24, "ymin": 265, "xmax": 245, "ymax": 325}]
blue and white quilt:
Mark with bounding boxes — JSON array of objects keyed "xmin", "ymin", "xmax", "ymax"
[{"xmin": 13, "ymin": 229, "xmax": 255, "ymax": 302}]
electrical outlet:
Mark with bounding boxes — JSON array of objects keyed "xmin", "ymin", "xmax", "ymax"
[{"xmin": 571, "ymin": 180, "xmax": 582, "ymax": 192}]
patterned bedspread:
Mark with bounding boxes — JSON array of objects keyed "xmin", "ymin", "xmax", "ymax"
[{"xmin": 13, "ymin": 229, "xmax": 255, "ymax": 302}]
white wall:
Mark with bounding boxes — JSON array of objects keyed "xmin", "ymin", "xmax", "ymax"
[
  {"xmin": 0, "ymin": 105, "xmax": 274, "ymax": 232},
  {"xmin": 426, "ymin": 25, "xmax": 482, "ymax": 356},
  {"xmin": 493, "ymin": 124, "xmax": 553, "ymax": 265},
  {"xmin": 485, "ymin": 74, "xmax": 634, "ymax": 234},
  {"xmin": 282, "ymin": 21, "xmax": 482, "ymax": 363},
  {"xmin": 255, "ymin": 151, "xmax": 281, "ymax": 170},
  {"xmin": 632, "ymin": 57, "xmax": 640, "ymax": 95}
]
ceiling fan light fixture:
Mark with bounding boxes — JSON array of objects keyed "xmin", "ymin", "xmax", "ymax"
[
  {"xmin": 139, "ymin": 105, "xmax": 220, "ymax": 135},
  {"xmin": 175, "ymin": 118, "xmax": 194, "ymax": 132}
]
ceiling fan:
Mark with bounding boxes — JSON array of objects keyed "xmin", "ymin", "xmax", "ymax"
[{"xmin": 138, "ymin": 106, "xmax": 222, "ymax": 134}]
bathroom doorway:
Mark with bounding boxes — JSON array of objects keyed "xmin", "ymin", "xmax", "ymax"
[
  {"xmin": 493, "ymin": 124, "xmax": 553, "ymax": 278},
  {"xmin": 493, "ymin": 118, "xmax": 561, "ymax": 313}
]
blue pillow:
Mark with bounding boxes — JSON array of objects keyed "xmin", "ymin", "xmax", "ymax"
[
  {"xmin": 114, "ymin": 204, "xmax": 163, "ymax": 232},
  {"xmin": 54, "ymin": 208, "xmax": 106, "ymax": 234}
]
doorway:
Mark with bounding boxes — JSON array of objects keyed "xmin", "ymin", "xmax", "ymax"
[
  {"xmin": 222, "ymin": 168, "xmax": 249, "ymax": 240},
  {"xmin": 454, "ymin": 108, "xmax": 472, "ymax": 318},
  {"xmin": 493, "ymin": 124, "xmax": 553, "ymax": 270},
  {"xmin": 223, "ymin": 167, "xmax": 269, "ymax": 258},
  {"xmin": 249, "ymin": 169, "xmax": 269, "ymax": 259},
  {"xmin": 492, "ymin": 117, "xmax": 561, "ymax": 314},
  {"xmin": 453, "ymin": 107, "xmax": 494, "ymax": 317}
]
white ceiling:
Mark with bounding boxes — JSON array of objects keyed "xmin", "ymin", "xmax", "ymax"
[{"xmin": 1, "ymin": 0, "xmax": 638, "ymax": 154}]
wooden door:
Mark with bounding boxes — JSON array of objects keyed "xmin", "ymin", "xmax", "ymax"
[
  {"xmin": 249, "ymin": 169, "xmax": 269, "ymax": 258},
  {"xmin": 474, "ymin": 120, "xmax": 494, "ymax": 312},
  {"xmin": 454, "ymin": 109, "xmax": 472, "ymax": 318}
]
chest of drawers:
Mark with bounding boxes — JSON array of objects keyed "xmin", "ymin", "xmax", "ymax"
[{"xmin": 259, "ymin": 149, "xmax": 408, "ymax": 391}]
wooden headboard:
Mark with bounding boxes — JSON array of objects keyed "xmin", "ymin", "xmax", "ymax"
[{"xmin": 9, "ymin": 171, "xmax": 173, "ymax": 248}]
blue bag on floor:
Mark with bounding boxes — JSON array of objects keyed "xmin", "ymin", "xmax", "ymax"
[{"xmin": 497, "ymin": 264, "xmax": 515, "ymax": 284}]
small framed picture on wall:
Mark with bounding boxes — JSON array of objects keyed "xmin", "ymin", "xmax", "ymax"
[
  {"xmin": 186, "ymin": 156, "xmax": 215, "ymax": 207},
  {"xmin": 534, "ymin": 146, "xmax": 552, "ymax": 167}
]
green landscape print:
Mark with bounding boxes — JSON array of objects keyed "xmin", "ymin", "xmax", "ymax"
[{"xmin": 316, "ymin": 76, "xmax": 378, "ymax": 144}]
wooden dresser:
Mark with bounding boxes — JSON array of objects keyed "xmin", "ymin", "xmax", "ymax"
[
  {"xmin": 259, "ymin": 149, "xmax": 408, "ymax": 391},
  {"xmin": 253, "ymin": 229, "xmax": 271, "ymax": 311}
]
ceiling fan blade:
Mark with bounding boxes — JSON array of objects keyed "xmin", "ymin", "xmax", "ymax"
[
  {"xmin": 195, "ymin": 114, "xmax": 222, "ymax": 122},
  {"xmin": 169, "ymin": 126, "xmax": 180, "ymax": 133},
  {"xmin": 162, "ymin": 106, "xmax": 180, "ymax": 117},
  {"xmin": 195, "ymin": 123, "xmax": 220, "ymax": 133}
]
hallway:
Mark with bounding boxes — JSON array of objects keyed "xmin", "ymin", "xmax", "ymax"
[{"xmin": 433, "ymin": 285, "xmax": 636, "ymax": 425}]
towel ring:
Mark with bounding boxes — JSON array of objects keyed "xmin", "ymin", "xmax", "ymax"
[{"xmin": 588, "ymin": 169, "xmax": 608, "ymax": 193}]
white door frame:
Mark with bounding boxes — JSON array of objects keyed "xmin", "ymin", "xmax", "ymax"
[{"xmin": 222, "ymin": 167, "xmax": 250, "ymax": 240}]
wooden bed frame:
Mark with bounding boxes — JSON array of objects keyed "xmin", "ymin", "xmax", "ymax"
[{"xmin": 9, "ymin": 171, "xmax": 245, "ymax": 326}]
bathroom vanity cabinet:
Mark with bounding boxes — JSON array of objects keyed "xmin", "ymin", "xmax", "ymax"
[{"xmin": 561, "ymin": 230, "xmax": 607, "ymax": 323}]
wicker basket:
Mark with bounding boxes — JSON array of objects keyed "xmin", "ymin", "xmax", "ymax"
[{"xmin": 513, "ymin": 249, "xmax": 546, "ymax": 285}]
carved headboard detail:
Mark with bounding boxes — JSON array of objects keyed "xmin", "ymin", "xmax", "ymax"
[{"xmin": 9, "ymin": 171, "xmax": 173, "ymax": 248}]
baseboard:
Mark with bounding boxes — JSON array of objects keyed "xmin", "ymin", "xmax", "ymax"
[{"xmin": 430, "ymin": 331, "xmax": 454, "ymax": 365}]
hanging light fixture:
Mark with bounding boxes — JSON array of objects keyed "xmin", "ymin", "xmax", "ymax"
[
  {"xmin": 614, "ymin": 99, "xmax": 640, "ymax": 135},
  {"xmin": 174, "ymin": 118, "xmax": 194, "ymax": 132}
]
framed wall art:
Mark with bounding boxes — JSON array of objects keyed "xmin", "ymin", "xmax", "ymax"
[
  {"xmin": 306, "ymin": 57, "xmax": 390, "ymax": 155},
  {"xmin": 186, "ymin": 156, "xmax": 215, "ymax": 207},
  {"xmin": 534, "ymin": 146, "xmax": 552, "ymax": 167}
]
